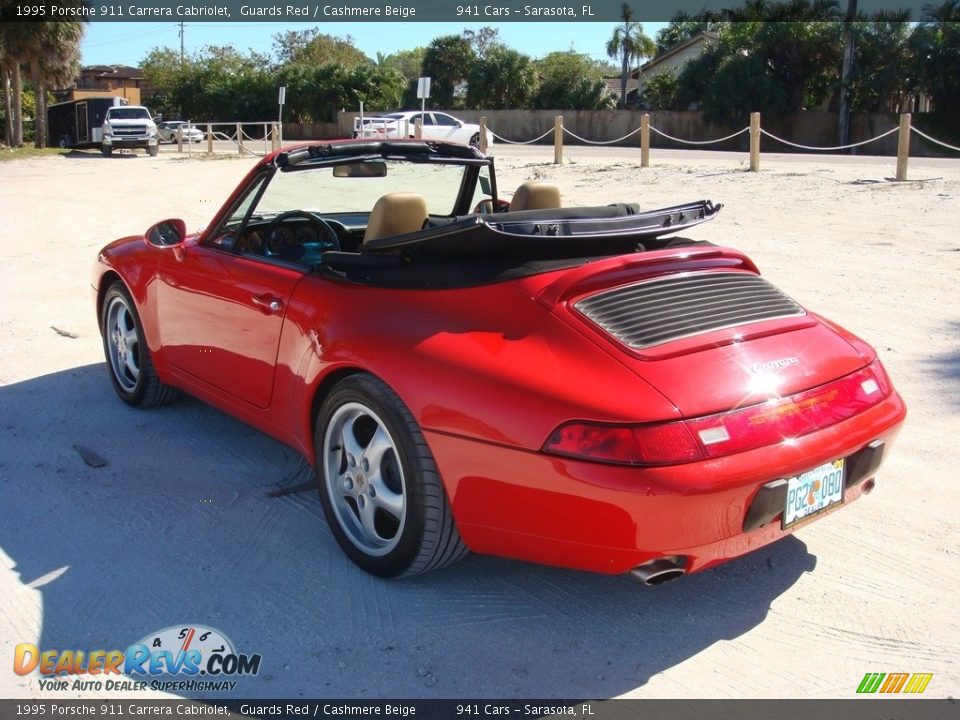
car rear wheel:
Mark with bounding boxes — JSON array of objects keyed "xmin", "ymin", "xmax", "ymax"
[
  {"xmin": 101, "ymin": 282, "xmax": 177, "ymax": 407},
  {"xmin": 316, "ymin": 374, "xmax": 467, "ymax": 578}
]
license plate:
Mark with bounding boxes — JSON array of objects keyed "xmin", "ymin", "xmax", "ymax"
[{"xmin": 782, "ymin": 459, "xmax": 845, "ymax": 529}]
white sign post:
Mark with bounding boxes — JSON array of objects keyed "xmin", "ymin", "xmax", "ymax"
[
  {"xmin": 416, "ymin": 77, "xmax": 431, "ymax": 130},
  {"xmin": 278, "ymin": 86, "xmax": 286, "ymax": 146}
]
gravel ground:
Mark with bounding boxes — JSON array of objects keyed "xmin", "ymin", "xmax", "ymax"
[{"xmin": 1, "ymin": 145, "xmax": 958, "ymax": 700}]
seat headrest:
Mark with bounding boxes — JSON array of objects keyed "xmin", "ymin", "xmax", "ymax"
[
  {"xmin": 363, "ymin": 192, "xmax": 429, "ymax": 244},
  {"xmin": 510, "ymin": 182, "xmax": 561, "ymax": 212}
]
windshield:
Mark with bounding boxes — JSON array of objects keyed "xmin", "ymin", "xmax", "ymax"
[
  {"xmin": 254, "ymin": 160, "xmax": 480, "ymax": 218},
  {"xmin": 107, "ymin": 108, "xmax": 151, "ymax": 120}
]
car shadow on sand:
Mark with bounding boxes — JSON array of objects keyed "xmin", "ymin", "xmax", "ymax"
[{"xmin": 0, "ymin": 364, "xmax": 816, "ymax": 699}]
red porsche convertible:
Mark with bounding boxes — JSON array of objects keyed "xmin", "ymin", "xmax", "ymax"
[{"xmin": 92, "ymin": 140, "xmax": 906, "ymax": 583}]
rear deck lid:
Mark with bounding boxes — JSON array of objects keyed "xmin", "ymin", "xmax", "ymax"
[{"xmin": 552, "ymin": 264, "xmax": 869, "ymax": 417}]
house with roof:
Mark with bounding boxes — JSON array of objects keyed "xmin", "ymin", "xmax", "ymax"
[
  {"xmin": 625, "ymin": 31, "xmax": 719, "ymax": 107},
  {"xmin": 53, "ymin": 65, "xmax": 146, "ymax": 105}
]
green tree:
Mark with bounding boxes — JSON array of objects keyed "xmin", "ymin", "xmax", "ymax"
[
  {"xmin": 847, "ymin": 13, "xmax": 913, "ymax": 112},
  {"xmin": 0, "ymin": 18, "xmax": 33, "ymax": 146},
  {"xmin": 29, "ymin": 19, "xmax": 85, "ymax": 148},
  {"xmin": 462, "ymin": 26, "xmax": 501, "ymax": 60},
  {"xmin": 606, "ymin": 3, "xmax": 656, "ymax": 108},
  {"xmin": 466, "ymin": 46, "xmax": 538, "ymax": 109},
  {"xmin": 912, "ymin": 0, "xmax": 960, "ymax": 113},
  {"xmin": 639, "ymin": 71, "xmax": 681, "ymax": 110},
  {"xmin": 272, "ymin": 29, "xmax": 369, "ymax": 69},
  {"xmin": 534, "ymin": 51, "xmax": 615, "ymax": 110},
  {"xmin": 655, "ymin": 15, "xmax": 724, "ymax": 54},
  {"xmin": 664, "ymin": 2, "xmax": 846, "ymax": 121},
  {"xmin": 421, "ymin": 35, "xmax": 476, "ymax": 108}
]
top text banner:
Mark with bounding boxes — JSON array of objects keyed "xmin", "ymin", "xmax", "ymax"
[{"xmin": 4, "ymin": 0, "xmax": 940, "ymax": 23}]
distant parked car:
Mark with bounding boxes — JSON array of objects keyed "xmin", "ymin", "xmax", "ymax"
[
  {"xmin": 157, "ymin": 121, "xmax": 204, "ymax": 144},
  {"xmin": 354, "ymin": 111, "xmax": 493, "ymax": 148}
]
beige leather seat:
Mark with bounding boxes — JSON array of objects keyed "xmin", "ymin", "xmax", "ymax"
[
  {"xmin": 510, "ymin": 182, "xmax": 561, "ymax": 212},
  {"xmin": 363, "ymin": 192, "xmax": 429, "ymax": 243}
]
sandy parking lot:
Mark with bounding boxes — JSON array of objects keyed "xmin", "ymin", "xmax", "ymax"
[{"xmin": 1, "ymin": 145, "xmax": 958, "ymax": 700}]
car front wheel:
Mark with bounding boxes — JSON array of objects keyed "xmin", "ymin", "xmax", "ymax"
[
  {"xmin": 469, "ymin": 133, "xmax": 481, "ymax": 148},
  {"xmin": 316, "ymin": 374, "xmax": 467, "ymax": 578},
  {"xmin": 101, "ymin": 282, "xmax": 177, "ymax": 407}
]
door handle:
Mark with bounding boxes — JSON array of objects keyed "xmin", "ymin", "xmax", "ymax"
[{"xmin": 252, "ymin": 294, "xmax": 283, "ymax": 313}]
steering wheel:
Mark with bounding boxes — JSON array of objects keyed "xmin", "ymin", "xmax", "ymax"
[{"xmin": 264, "ymin": 210, "xmax": 341, "ymax": 257}]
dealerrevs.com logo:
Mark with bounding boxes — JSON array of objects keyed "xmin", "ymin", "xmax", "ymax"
[{"xmin": 14, "ymin": 625, "xmax": 261, "ymax": 693}]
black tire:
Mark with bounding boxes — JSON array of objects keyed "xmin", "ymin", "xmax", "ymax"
[
  {"xmin": 100, "ymin": 282, "xmax": 177, "ymax": 408},
  {"xmin": 101, "ymin": 146, "xmax": 112, "ymax": 157},
  {"xmin": 469, "ymin": 133, "xmax": 481, "ymax": 148},
  {"xmin": 148, "ymin": 145, "xmax": 159, "ymax": 157},
  {"xmin": 316, "ymin": 374, "xmax": 468, "ymax": 578}
]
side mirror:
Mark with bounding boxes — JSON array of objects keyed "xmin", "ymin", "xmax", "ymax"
[{"xmin": 146, "ymin": 218, "xmax": 187, "ymax": 247}]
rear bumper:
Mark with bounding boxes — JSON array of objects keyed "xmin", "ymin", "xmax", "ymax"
[{"xmin": 427, "ymin": 391, "xmax": 906, "ymax": 575}]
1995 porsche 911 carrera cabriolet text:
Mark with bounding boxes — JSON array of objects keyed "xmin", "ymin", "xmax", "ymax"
[{"xmin": 92, "ymin": 140, "xmax": 906, "ymax": 583}]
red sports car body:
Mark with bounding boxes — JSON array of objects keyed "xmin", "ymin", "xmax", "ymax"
[{"xmin": 92, "ymin": 140, "xmax": 906, "ymax": 582}]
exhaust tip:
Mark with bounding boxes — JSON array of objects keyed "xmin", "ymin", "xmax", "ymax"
[
  {"xmin": 630, "ymin": 555, "xmax": 687, "ymax": 586},
  {"xmin": 862, "ymin": 478, "xmax": 876, "ymax": 494}
]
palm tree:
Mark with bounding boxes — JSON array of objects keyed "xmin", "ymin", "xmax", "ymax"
[
  {"xmin": 0, "ymin": 21, "xmax": 34, "ymax": 147},
  {"xmin": 605, "ymin": 3, "xmax": 656, "ymax": 109},
  {"xmin": 0, "ymin": 18, "xmax": 83, "ymax": 148},
  {"xmin": 30, "ymin": 21, "xmax": 85, "ymax": 148}
]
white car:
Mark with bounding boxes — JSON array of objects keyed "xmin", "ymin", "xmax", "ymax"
[
  {"xmin": 355, "ymin": 111, "xmax": 493, "ymax": 148},
  {"xmin": 157, "ymin": 121, "xmax": 204, "ymax": 143}
]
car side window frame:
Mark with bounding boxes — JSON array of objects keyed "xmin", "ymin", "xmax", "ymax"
[{"xmin": 202, "ymin": 170, "xmax": 273, "ymax": 254}]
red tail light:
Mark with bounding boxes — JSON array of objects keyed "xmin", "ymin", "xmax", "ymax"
[
  {"xmin": 543, "ymin": 421, "xmax": 703, "ymax": 465},
  {"xmin": 542, "ymin": 361, "xmax": 892, "ymax": 466}
]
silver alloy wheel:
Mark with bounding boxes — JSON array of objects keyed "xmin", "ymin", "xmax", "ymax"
[
  {"xmin": 323, "ymin": 402, "xmax": 407, "ymax": 556},
  {"xmin": 105, "ymin": 295, "xmax": 140, "ymax": 392}
]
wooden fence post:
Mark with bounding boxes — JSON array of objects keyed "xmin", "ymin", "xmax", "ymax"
[
  {"xmin": 554, "ymin": 115, "xmax": 563, "ymax": 165},
  {"xmin": 236, "ymin": 122, "xmax": 243, "ymax": 156},
  {"xmin": 896, "ymin": 113, "xmax": 911, "ymax": 181},
  {"xmin": 749, "ymin": 112, "xmax": 761, "ymax": 172},
  {"xmin": 414, "ymin": 118, "xmax": 422, "ymax": 140},
  {"xmin": 206, "ymin": 123, "xmax": 213, "ymax": 154},
  {"xmin": 479, "ymin": 116, "xmax": 488, "ymax": 154},
  {"xmin": 640, "ymin": 113, "xmax": 650, "ymax": 168}
]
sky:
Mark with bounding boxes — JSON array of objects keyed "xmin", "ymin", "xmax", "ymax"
[{"xmin": 80, "ymin": 21, "xmax": 668, "ymax": 68}]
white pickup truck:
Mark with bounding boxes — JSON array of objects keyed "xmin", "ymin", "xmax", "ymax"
[{"xmin": 101, "ymin": 105, "xmax": 159, "ymax": 157}]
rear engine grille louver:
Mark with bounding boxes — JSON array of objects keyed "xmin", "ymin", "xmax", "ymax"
[{"xmin": 574, "ymin": 272, "xmax": 806, "ymax": 350}]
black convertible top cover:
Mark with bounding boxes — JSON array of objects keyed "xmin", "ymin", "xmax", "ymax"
[{"xmin": 361, "ymin": 200, "xmax": 722, "ymax": 260}]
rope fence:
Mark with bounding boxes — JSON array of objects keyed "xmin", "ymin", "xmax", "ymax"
[
  {"xmin": 759, "ymin": 126, "xmax": 899, "ymax": 152},
  {"xmin": 910, "ymin": 126, "xmax": 960, "ymax": 154},
  {"xmin": 166, "ymin": 121, "xmax": 280, "ymax": 157},
  {"xmin": 649, "ymin": 125, "xmax": 750, "ymax": 145},
  {"xmin": 481, "ymin": 112, "xmax": 957, "ymax": 179}
]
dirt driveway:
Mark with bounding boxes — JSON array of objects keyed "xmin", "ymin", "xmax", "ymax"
[{"xmin": 1, "ymin": 146, "xmax": 958, "ymax": 699}]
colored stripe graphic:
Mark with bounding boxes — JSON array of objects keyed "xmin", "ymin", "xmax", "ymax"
[
  {"xmin": 903, "ymin": 673, "xmax": 933, "ymax": 694},
  {"xmin": 880, "ymin": 673, "xmax": 909, "ymax": 693},
  {"xmin": 857, "ymin": 673, "xmax": 885, "ymax": 693},
  {"xmin": 857, "ymin": 672, "xmax": 932, "ymax": 694}
]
